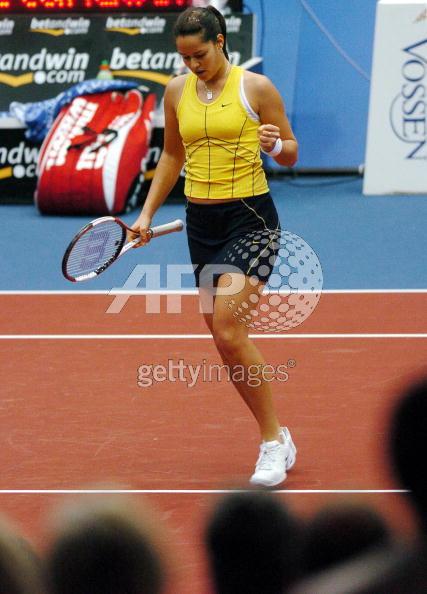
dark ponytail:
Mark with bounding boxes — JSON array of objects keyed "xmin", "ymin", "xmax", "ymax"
[
  {"xmin": 173, "ymin": 6, "xmax": 230, "ymax": 61},
  {"xmin": 206, "ymin": 6, "xmax": 229, "ymax": 60}
]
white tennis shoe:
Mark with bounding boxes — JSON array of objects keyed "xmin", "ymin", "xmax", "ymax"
[{"xmin": 250, "ymin": 427, "xmax": 296, "ymax": 487}]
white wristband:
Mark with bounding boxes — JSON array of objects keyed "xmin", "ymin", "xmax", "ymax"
[{"xmin": 261, "ymin": 137, "xmax": 283, "ymax": 157}]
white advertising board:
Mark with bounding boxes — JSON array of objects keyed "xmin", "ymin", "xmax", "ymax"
[{"xmin": 363, "ymin": 0, "xmax": 427, "ymax": 195}]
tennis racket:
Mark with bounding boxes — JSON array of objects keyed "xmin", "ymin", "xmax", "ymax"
[{"xmin": 62, "ymin": 216, "xmax": 184, "ymax": 282}]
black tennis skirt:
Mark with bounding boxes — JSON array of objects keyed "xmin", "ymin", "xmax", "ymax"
[{"xmin": 186, "ymin": 192, "xmax": 281, "ymax": 287}]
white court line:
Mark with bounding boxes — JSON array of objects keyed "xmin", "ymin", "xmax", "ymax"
[
  {"xmin": 0, "ymin": 289, "xmax": 426, "ymax": 295},
  {"xmin": 1, "ymin": 291, "xmax": 425, "ymax": 339},
  {"xmin": 0, "ymin": 334, "xmax": 426, "ymax": 340},
  {"xmin": 0, "ymin": 290, "xmax": 196, "ymax": 295},
  {"xmin": 0, "ymin": 489, "xmax": 409, "ymax": 495}
]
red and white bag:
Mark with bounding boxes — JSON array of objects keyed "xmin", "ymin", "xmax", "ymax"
[{"xmin": 35, "ymin": 89, "xmax": 156, "ymax": 215}]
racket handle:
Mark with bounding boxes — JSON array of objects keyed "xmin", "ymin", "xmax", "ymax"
[
  {"xmin": 148, "ymin": 219, "xmax": 184, "ymax": 239},
  {"xmin": 119, "ymin": 220, "xmax": 180, "ymax": 256},
  {"xmin": 119, "ymin": 238, "xmax": 140, "ymax": 256}
]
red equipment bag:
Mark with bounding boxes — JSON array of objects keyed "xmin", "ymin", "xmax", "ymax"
[{"xmin": 35, "ymin": 89, "xmax": 156, "ymax": 215}]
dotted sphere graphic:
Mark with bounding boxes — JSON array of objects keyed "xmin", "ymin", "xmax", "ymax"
[{"xmin": 224, "ymin": 229, "xmax": 323, "ymax": 332}]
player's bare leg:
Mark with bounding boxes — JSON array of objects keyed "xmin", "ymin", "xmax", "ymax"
[
  {"xmin": 199, "ymin": 276, "xmax": 280, "ymax": 442},
  {"xmin": 199, "ymin": 273, "xmax": 296, "ymax": 486}
]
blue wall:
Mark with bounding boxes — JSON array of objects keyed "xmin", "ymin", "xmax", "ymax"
[{"xmin": 242, "ymin": 0, "xmax": 377, "ymax": 169}]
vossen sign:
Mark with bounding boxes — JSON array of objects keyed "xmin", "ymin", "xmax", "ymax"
[
  {"xmin": 389, "ymin": 38, "xmax": 427, "ymax": 160},
  {"xmin": 364, "ymin": 0, "xmax": 427, "ymax": 195}
]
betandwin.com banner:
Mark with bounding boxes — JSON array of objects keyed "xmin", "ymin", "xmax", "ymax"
[{"xmin": 0, "ymin": 13, "xmax": 254, "ymax": 201}]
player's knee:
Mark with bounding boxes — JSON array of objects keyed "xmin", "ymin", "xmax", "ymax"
[{"xmin": 212, "ymin": 321, "xmax": 242, "ymax": 355}]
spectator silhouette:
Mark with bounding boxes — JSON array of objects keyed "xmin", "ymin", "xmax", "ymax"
[
  {"xmin": 289, "ymin": 373, "xmax": 427, "ymax": 594},
  {"xmin": 389, "ymin": 374, "xmax": 427, "ymax": 536},
  {"xmin": 45, "ymin": 495, "xmax": 167, "ymax": 594},
  {"xmin": 0, "ymin": 513, "xmax": 43, "ymax": 594},
  {"xmin": 205, "ymin": 491, "xmax": 302, "ymax": 594},
  {"xmin": 302, "ymin": 501, "xmax": 392, "ymax": 575}
]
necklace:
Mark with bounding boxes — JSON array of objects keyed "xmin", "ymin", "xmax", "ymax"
[
  {"xmin": 202, "ymin": 62, "xmax": 231, "ymax": 101},
  {"xmin": 203, "ymin": 83, "xmax": 214, "ymax": 101}
]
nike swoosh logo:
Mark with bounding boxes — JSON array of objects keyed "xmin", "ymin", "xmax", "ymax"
[{"xmin": 221, "ymin": 103, "xmax": 232, "ymax": 107}]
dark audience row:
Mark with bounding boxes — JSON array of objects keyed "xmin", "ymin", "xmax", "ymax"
[{"xmin": 1, "ymin": 374, "xmax": 426, "ymax": 594}]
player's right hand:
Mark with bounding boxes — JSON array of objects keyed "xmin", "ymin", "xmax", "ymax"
[{"xmin": 128, "ymin": 212, "xmax": 152, "ymax": 247}]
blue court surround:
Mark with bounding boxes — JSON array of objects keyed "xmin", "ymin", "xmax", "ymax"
[
  {"xmin": 0, "ymin": 177, "xmax": 426, "ymax": 291},
  {"xmin": 243, "ymin": 0, "xmax": 376, "ymax": 169}
]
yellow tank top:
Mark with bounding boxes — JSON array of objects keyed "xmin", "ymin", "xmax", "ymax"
[{"xmin": 176, "ymin": 65, "xmax": 269, "ymax": 200}]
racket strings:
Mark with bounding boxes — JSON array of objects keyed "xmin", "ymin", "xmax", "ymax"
[{"xmin": 65, "ymin": 221, "xmax": 125, "ymax": 280}]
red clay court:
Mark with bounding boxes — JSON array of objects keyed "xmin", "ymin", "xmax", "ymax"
[{"xmin": 0, "ymin": 290, "xmax": 426, "ymax": 593}]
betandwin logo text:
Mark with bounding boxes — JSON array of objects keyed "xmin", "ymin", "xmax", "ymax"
[
  {"xmin": 0, "ymin": 48, "xmax": 89, "ymax": 86},
  {"xmin": 109, "ymin": 47, "xmax": 242, "ymax": 72},
  {"xmin": 0, "ymin": 18, "xmax": 14, "ymax": 36},
  {"xmin": 105, "ymin": 16, "xmax": 166, "ymax": 35},
  {"xmin": 30, "ymin": 17, "xmax": 90, "ymax": 35},
  {"xmin": 0, "ymin": 142, "xmax": 39, "ymax": 180}
]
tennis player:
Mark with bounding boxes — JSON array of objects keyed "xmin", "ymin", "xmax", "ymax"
[{"xmin": 130, "ymin": 5, "xmax": 298, "ymax": 487}]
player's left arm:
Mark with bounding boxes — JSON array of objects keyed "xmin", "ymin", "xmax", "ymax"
[{"xmin": 255, "ymin": 75, "xmax": 298, "ymax": 168}]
